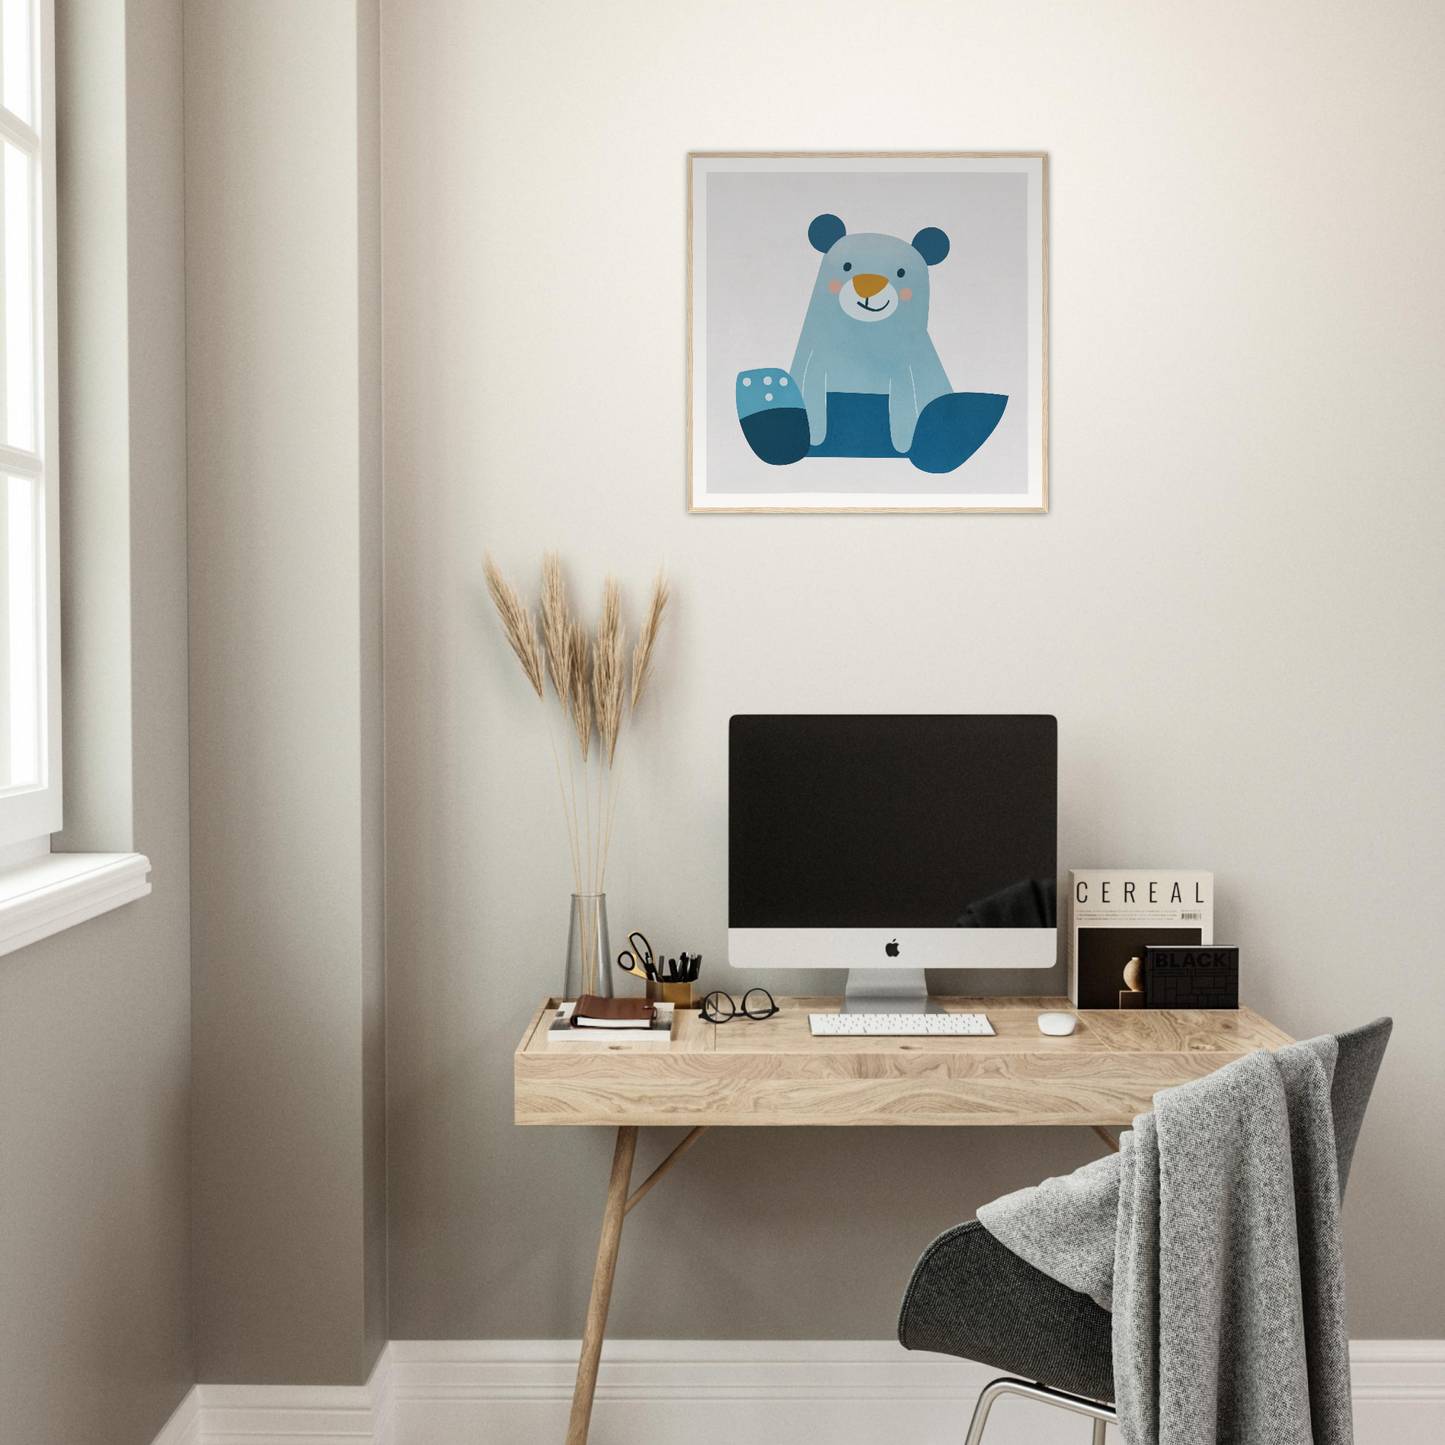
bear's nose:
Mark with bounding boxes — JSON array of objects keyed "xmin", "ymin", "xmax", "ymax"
[{"xmin": 851, "ymin": 273, "xmax": 889, "ymax": 299}]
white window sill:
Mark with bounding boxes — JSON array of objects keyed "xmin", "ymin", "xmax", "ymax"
[{"xmin": 0, "ymin": 852, "xmax": 152, "ymax": 958}]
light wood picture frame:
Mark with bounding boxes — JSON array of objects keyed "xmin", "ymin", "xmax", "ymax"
[{"xmin": 687, "ymin": 153, "xmax": 1048, "ymax": 514}]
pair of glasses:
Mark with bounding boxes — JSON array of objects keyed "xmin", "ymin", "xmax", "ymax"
[{"xmin": 701, "ymin": 988, "xmax": 778, "ymax": 1023}]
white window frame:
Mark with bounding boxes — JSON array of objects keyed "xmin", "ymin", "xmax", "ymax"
[
  {"xmin": 0, "ymin": 0, "xmax": 150, "ymax": 955},
  {"xmin": 0, "ymin": 0, "xmax": 59, "ymax": 853}
]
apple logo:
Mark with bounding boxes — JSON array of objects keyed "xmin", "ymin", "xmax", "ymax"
[{"xmin": 885, "ymin": 939, "xmax": 900, "ymax": 957}]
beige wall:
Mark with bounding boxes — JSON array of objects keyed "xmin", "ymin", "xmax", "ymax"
[
  {"xmin": 186, "ymin": 0, "xmax": 385, "ymax": 1386},
  {"xmin": 0, "ymin": 2, "xmax": 193, "ymax": 1443},
  {"xmin": 382, "ymin": 0, "xmax": 1445, "ymax": 1343}
]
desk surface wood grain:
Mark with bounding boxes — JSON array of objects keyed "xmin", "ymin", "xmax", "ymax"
[{"xmin": 514, "ymin": 996, "xmax": 1294, "ymax": 1128}]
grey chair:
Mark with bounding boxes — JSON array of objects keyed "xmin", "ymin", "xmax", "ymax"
[{"xmin": 898, "ymin": 1018, "xmax": 1392, "ymax": 1444}]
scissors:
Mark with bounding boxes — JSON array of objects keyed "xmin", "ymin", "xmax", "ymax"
[{"xmin": 616, "ymin": 931, "xmax": 657, "ymax": 982}]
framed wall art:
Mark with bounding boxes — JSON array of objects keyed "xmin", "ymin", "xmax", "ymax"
[{"xmin": 687, "ymin": 153, "xmax": 1047, "ymax": 514}]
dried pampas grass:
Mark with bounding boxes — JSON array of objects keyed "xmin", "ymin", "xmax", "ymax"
[
  {"xmin": 631, "ymin": 568, "xmax": 669, "ymax": 710},
  {"xmin": 593, "ymin": 578, "xmax": 625, "ymax": 766},
  {"xmin": 567, "ymin": 618, "xmax": 593, "ymax": 761},
  {"xmin": 540, "ymin": 550, "xmax": 573, "ymax": 706},
  {"xmin": 483, "ymin": 551, "xmax": 670, "ymax": 916},
  {"xmin": 483, "ymin": 554, "xmax": 544, "ymax": 700}
]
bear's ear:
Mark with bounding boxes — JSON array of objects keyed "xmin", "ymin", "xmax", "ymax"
[
  {"xmin": 808, "ymin": 214, "xmax": 847, "ymax": 253},
  {"xmin": 912, "ymin": 227, "xmax": 950, "ymax": 265}
]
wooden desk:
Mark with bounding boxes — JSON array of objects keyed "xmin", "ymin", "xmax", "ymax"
[{"xmin": 514, "ymin": 995, "xmax": 1293, "ymax": 1444}]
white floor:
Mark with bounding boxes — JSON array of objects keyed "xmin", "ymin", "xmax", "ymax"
[{"xmin": 153, "ymin": 1338, "xmax": 1445, "ymax": 1445}]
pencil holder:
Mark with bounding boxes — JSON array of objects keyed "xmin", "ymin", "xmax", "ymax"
[{"xmin": 647, "ymin": 979, "xmax": 694, "ymax": 1009}]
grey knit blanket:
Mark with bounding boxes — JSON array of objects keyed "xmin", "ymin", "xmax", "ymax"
[{"xmin": 978, "ymin": 1038, "xmax": 1352, "ymax": 1445}]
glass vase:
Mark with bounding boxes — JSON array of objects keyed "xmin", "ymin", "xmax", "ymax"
[{"xmin": 564, "ymin": 893, "xmax": 612, "ymax": 1001}]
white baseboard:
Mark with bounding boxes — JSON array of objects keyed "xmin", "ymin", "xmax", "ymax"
[
  {"xmin": 150, "ymin": 1385, "xmax": 200, "ymax": 1445},
  {"xmin": 150, "ymin": 1353, "xmax": 394, "ymax": 1445},
  {"xmin": 150, "ymin": 1339, "xmax": 1445, "ymax": 1445}
]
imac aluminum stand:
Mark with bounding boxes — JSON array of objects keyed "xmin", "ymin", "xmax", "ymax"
[{"xmin": 841, "ymin": 968, "xmax": 941, "ymax": 1014}]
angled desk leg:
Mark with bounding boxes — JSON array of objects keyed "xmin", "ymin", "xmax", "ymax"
[
  {"xmin": 565, "ymin": 1125, "xmax": 708, "ymax": 1445},
  {"xmin": 567, "ymin": 1126, "xmax": 638, "ymax": 1445}
]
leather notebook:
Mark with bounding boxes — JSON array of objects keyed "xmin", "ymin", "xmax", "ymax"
[{"xmin": 571, "ymin": 995, "xmax": 657, "ymax": 1029}]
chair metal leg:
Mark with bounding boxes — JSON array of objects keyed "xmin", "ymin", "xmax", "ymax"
[
  {"xmin": 962, "ymin": 1379, "xmax": 1007, "ymax": 1445},
  {"xmin": 963, "ymin": 1377, "xmax": 1117, "ymax": 1445}
]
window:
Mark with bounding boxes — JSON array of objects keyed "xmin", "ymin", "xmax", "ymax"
[
  {"xmin": 0, "ymin": 0, "xmax": 149, "ymax": 950},
  {"xmin": 0, "ymin": 0, "xmax": 57, "ymax": 855}
]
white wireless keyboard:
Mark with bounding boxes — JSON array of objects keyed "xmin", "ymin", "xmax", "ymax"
[{"xmin": 808, "ymin": 1012, "xmax": 994, "ymax": 1037}]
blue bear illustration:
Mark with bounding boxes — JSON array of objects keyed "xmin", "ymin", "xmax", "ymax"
[{"xmin": 737, "ymin": 213, "xmax": 1007, "ymax": 473}]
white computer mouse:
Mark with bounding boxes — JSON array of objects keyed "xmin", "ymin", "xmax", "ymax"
[{"xmin": 1037, "ymin": 1011, "xmax": 1078, "ymax": 1036}]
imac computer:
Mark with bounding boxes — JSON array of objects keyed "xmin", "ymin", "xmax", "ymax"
[{"xmin": 728, "ymin": 714, "xmax": 1058, "ymax": 1013}]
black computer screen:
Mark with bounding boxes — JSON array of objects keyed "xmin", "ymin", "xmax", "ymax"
[{"xmin": 729, "ymin": 715, "xmax": 1057, "ymax": 928}]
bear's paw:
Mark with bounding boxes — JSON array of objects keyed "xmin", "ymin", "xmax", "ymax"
[
  {"xmin": 737, "ymin": 369, "xmax": 809, "ymax": 466},
  {"xmin": 908, "ymin": 393, "xmax": 1008, "ymax": 473}
]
